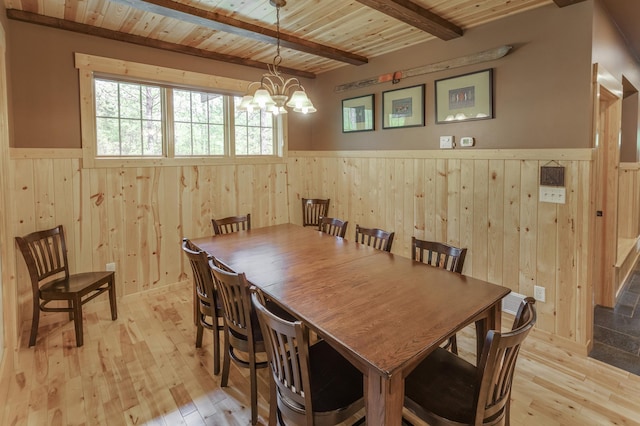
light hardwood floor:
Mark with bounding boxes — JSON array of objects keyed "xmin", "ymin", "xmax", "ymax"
[{"xmin": 1, "ymin": 282, "xmax": 640, "ymax": 426}]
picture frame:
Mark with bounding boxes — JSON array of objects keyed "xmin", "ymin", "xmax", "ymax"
[
  {"xmin": 382, "ymin": 84, "xmax": 425, "ymax": 129},
  {"xmin": 435, "ymin": 68, "xmax": 493, "ymax": 124},
  {"xmin": 342, "ymin": 94, "xmax": 375, "ymax": 133}
]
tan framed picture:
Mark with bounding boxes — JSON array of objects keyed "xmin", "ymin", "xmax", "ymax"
[
  {"xmin": 435, "ymin": 68, "xmax": 493, "ymax": 124},
  {"xmin": 342, "ymin": 94, "xmax": 375, "ymax": 133},
  {"xmin": 382, "ymin": 84, "xmax": 425, "ymax": 129}
]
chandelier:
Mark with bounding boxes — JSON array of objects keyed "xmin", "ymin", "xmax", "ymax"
[{"xmin": 237, "ymin": 0, "xmax": 316, "ymax": 115}]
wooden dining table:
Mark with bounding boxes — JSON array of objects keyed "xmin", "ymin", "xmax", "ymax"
[{"xmin": 191, "ymin": 223, "xmax": 510, "ymax": 426}]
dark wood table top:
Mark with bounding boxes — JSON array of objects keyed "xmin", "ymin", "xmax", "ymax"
[{"xmin": 191, "ymin": 223, "xmax": 511, "ymax": 378}]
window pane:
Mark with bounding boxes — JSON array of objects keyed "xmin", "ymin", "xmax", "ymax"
[
  {"xmin": 96, "ymin": 117, "xmax": 120, "ymax": 155},
  {"xmin": 143, "ymin": 121, "xmax": 163, "ymax": 156},
  {"xmin": 95, "ymin": 80, "xmax": 119, "ymax": 117},
  {"xmin": 174, "ymin": 90, "xmax": 192, "ymax": 122},
  {"xmin": 91, "ymin": 77, "xmax": 278, "ymax": 160},
  {"xmin": 174, "ymin": 89, "xmax": 225, "ymax": 157},
  {"xmin": 120, "ymin": 119, "xmax": 142, "ymax": 155},
  {"xmin": 210, "ymin": 124, "xmax": 225, "ymax": 155},
  {"xmin": 119, "ymin": 83, "xmax": 141, "ymax": 119},
  {"xmin": 142, "ymin": 86, "xmax": 162, "ymax": 120},
  {"xmin": 95, "ymin": 78, "xmax": 164, "ymax": 157},
  {"xmin": 235, "ymin": 126, "xmax": 248, "ymax": 155},
  {"xmin": 234, "ymin": 96, "xmax": 275, "ymax": 157},
  {"xmin": 174, "ymin": 122, "xmax": 193, "ymax": 156}
]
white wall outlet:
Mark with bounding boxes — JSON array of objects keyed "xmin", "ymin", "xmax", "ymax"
[
  {"xmin": 439, "ymin": 136, "xmax": 454, "ymax": 149},
  {"xmin": 539, "ymin": 186, "xmax": 566, "ymax": 204},
  {"xmin": 534, "ymin": 285, "xmax": 546, "ymax": 302},
  {"xmin": 106, "ymin": 262, "xmax": 116, "ymax": 271},
  {"xmin": 460, "ymin": 136, "xmax": 475, "ymax": 147}
]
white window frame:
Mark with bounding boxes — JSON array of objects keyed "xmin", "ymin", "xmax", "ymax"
[{"xmin": 75, "ymin": 53, "xmax": 287, "ymax": 168}]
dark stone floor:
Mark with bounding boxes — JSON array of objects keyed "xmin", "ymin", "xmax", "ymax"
[{"xmin": 589, "ymin": 267, "xmax": 640, "ymax": 375}]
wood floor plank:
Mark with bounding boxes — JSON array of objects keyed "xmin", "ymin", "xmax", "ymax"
[{"xmin": 2, "ymin": 281, "xmax": 640, "ymax": 425}]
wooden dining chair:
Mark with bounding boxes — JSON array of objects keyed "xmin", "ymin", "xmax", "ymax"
[
  {"xmin": 211, "ymin": 213, "xmax": 251, "ymax": 235},
  {"xmin": 411, "ymin": 237, "xmax": 468, "ymax": 354},
  {"xmin": 355, "ymin": 224, "xmax": 395, "ymax": 252},
  {"xmin": 209, "ymin": 261, "xmax": 267, "ymax": 426},
  {"xmin": 302, "ymin": 198, "xmax": 330, "ymax": 227},
  {"xmin": 318, "ymin": 216, "xmax": 348, "ymax": 238},
  {"xmin": 411, "ymin": 237, "xmax": 467, "ymax": 273},
  {"xmin": 181, "ymin": 238, "xmax": 224, "ymax": 375},
  {"xmin": 251, "ymin": 288, "xmax": 365, "ymax": 426},
  {"xmin": 15, "ymin": 225, "xmax": 117, "ymax": 347},
  {"xmin": 403, "ymin": 297, "xmax": 536, "ymax": 426}
]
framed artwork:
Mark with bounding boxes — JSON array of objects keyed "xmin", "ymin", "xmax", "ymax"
[
  {"xmin": 342, "ymin": 94, "xmax": 375, "ymax": 132},
  {"xmin": 435, "ymin": 68, "xmax": 493, "ymax": 124},
  {"xmin": 382, "ymin": 84, "xmax": 425, "ymax": 129}
]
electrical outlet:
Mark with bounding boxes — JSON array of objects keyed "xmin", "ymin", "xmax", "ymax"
[
  {"xmin": 106, "ymin": 262, "xmax": 116, "ymax": 271},
  {"xmin": 534, "ymin": 285, "xmax": 546, "ymax": 303}
]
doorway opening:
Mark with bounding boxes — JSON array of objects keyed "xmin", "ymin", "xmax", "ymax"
[{"xmin": 590, "ymin": 72, "xmax": 640, "ymax": 374}]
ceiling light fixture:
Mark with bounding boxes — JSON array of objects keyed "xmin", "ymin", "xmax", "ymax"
[{"xmin": 237, "ymin": 0, "xmax": 316, "ymax": 115}]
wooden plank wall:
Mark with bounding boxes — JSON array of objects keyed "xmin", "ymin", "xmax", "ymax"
[
  {"xmin": 9, "ymin": 148, "xmax": 594, "ymax": 351},
  {"xmin": 618, "ymin": 163, "xmax": 640, "ymax": 239},
  {"xmin": 287, "ymin": 150, "xmax": 593, "ymax": 349},
  {"xmin": 10, "ymin": 154, "xmax": 289, "ymax": 338},
  {"xmin": 615, "ymin": 163, "xmax": 640, "ymax": 297}
]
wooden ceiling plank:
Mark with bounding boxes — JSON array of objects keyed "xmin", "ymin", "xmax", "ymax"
[
  {"xmin": 6, "ymin": 9, "xmax": 316, "ymax": 79},
  {"xmin": 107, "ymin": 0, "xmax": 368, "ymax": 65},
  {"xmin": 355, "ymin": 0, "xmax": 463, "ymax": 40}
]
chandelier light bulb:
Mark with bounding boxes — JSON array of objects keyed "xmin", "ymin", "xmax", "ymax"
[{"xmin": 237, "ymin": 1, "xmax": 315, "ymax": 114}]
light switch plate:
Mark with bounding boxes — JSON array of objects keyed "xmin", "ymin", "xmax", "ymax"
[
  {"xmin": 439, "ymin": 136, "xmax": 454, "ymax": 149},
  {"xmin": 539, "ymin": 186, "xmax": 566, "ymax": 204}
]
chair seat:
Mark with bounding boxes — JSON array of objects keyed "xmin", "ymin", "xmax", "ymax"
[
  {"xmin": 309, "ymin": 340, "xmax": 364, "ymax": 413},
  {"xmin": 404, "ymin": 347, "xmax": 477, "ymax": 424},
  {"xmin": 40, "ymin": 271, "xmax": 114, "ymax": 299},
  {"xmin": 280, "ymin": 340, "xmax": 363, "ymax": 415}
]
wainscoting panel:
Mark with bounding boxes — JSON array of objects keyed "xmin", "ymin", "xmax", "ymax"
[
  {"xmin": 11, "ymin": 156, "xmax": 290, "ymax": 336},
  {"xmin": 10, "ymin": 149, "xmax": 594, "ymax": 351},
  {"xmin": 287, "ymin": 151, "xmax": 593, "ymax": 348}
]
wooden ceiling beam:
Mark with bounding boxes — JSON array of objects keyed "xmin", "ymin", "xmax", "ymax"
[
  {"xmin": 109, "ymin": 0, "xmax": 368, "ymax": 66},
  {"xmin": 553, "ymin": 0, "xmax": 587, "ymax": 6},
  {"xmin": 6, "ymin": 9, "xmax": 316, "ymax": 79},
  {"xmin": 355, "ymin": 0, "xmax": 462, "ymax": 40}
]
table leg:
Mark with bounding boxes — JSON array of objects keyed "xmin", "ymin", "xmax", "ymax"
[
  {"xmin": 475, "ymin": 301, "xmax": 503, "ymax": 364},
  {"xmin": 364, "ymin": 370, "xmax": 404, "ymax": 426}
]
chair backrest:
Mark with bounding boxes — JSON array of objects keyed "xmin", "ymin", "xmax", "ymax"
[
  {"xmin": 212, "ymin": 214, "xmax": 251, "ymax": 235},
  {"xmin": 475, "ymin": 297, "xmax": 536, "ymax": 425},
  {"xmin": 181, "ymin": 238, "xmax": 216, "ymax": 309},
  {"xmin": 355, "ymin": 225, "xmax": 395, "ymax": 252},
  {"xmin": 15, "ymin": 225, "xmax": 70, "ymax": 292},
  {"xmin": 302, "ymin": 198, "xmax": 330, "ymax": 227},
  {"xmin": 251, "ymin": 289, "xmax": 315, "ymax": 424},
  {"xmin": 318, "ymin": 216, "xmax": 348, "ymax": 238},
  {"xmin": 209, "ymin": 261, "xmax": 254, "ymax": 340},
  {"xmin": 411, "ymin": 237, "xmax": 467, "ymax": 273}
]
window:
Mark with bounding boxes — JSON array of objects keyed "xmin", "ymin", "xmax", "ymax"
[{"xmin": 76, "ymin": 53, "xmax": 285, "ymax": 167}]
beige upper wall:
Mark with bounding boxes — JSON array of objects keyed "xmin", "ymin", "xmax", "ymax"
[
  {"xmin": 6, "ymin": 0, "xmax": 639, "ymax": 153},
  {"xmin": 6, "ymin": 19, "xmax": 313, "ymax": 149},
  {"xmin": 592, "ymin": 0, "xmax": 640, "ymax": 163},
  {"xmin": 308, "ymin": 2, "xmax": 594, "ymax": 150}
]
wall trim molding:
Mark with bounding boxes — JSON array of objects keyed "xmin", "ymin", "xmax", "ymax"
[
  {"xmin": 620, "ymin": 162, "xmax": 640, "ymax": 170},
  {"xmin": 289, "ymin": 148, "xmax": 594, "ymax": 161},
  {"xmin": 10, "ymin": 148, "xmax": 83, "ymax": 159}
]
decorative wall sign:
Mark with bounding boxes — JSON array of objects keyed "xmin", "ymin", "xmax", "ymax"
[
  {"xmin": 435, "ymin": 69, "xmax": 493, "ymax": 124},
  {"xmin": 342, "ymin": 94, "xmax": 375, "ymax": 133},
  {"xmin": 382, "ymin": 84, "xmax": 425, "ymax": 129}
]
